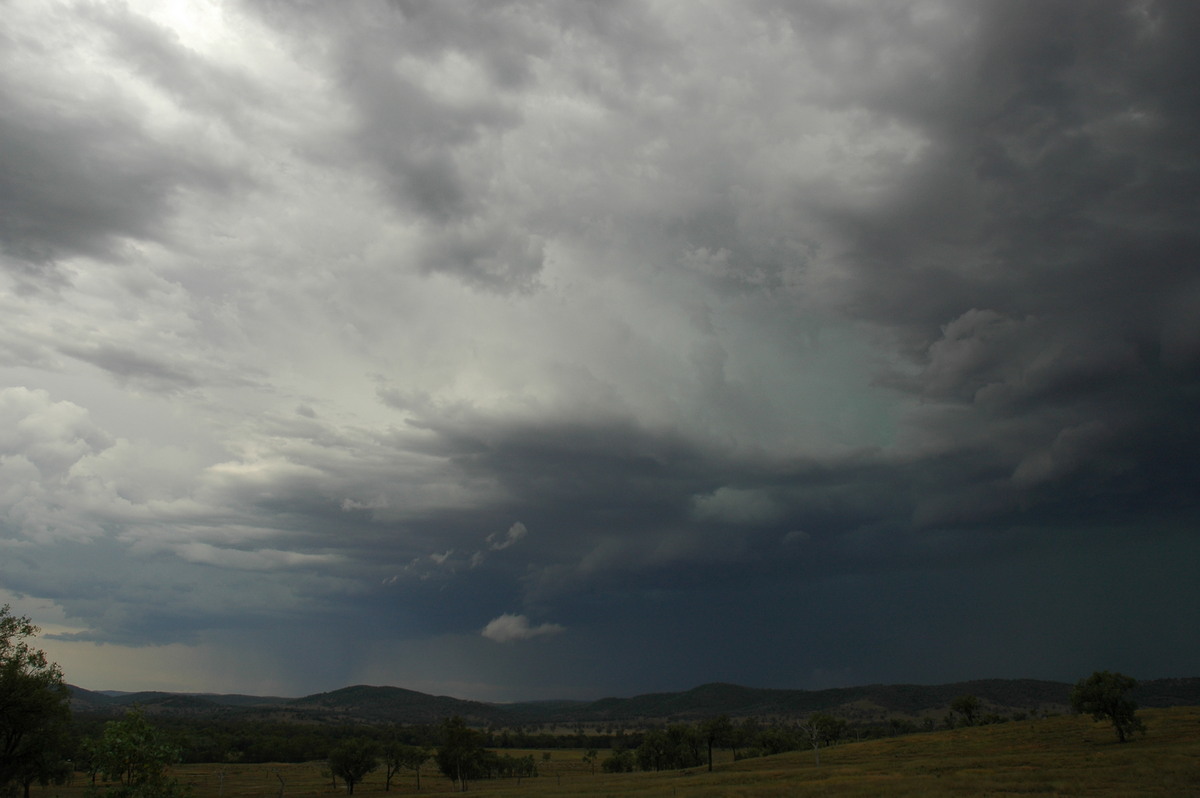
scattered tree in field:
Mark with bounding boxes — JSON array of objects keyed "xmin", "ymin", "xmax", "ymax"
[
  {"xmin": 382, "ymin": 742, "xmax": 429, "ymax": 791},
  {"xmin": 601, "ymin": 748, "xmax": 634, "ymax": 773},
  {"xmin": 581, "ymin": 748, "xmax": 598, "ymax": 775},
  {"xmin": 494, "ymin": 754, "xmax": 536, "ymax": 783},
  {"xmin": 328, "ymin": 739, "xmax": 379, "ymax": 795},
  {"xmin": 435, "ymin": 717, "xmax": 486, "ymax": 792},
  {"xmin": 701, "ymin": 715, "xmax": 733, "ymax": 772},
  {"xmin": 950, "ymin": 694, "xmax": 981, "ymax": 727},
  {"xmin": 634, "ymin": 725, "xmax": 703, "ymax": 772},
  {"xmin": 0, "ymin": 607, "xmax": 72, "ymax": 798},
  {"xmin": 732, "ymin": 717, "xmax": 759, "ymax": 759},
  {"xmin": 754, "ymin": 725, "xmax": 800, "ymax": 757},
  {"xmin": 799, "ymin": 714, "xmax": 839, "ymax": 766},
  {"xmin": 78, "ymin": 738, "xmax": 103, "ymax": 785},
  {"xmin": 634, "ymin": 730, "xmax": 667, "ymax": 772},
  {"xmin": 10, "ymin": 724, "xmax": 71, "ymax": 798},
  {"xmin": 91, "ymin": 708, "xmax": 184, "ymax": 798},
  {"xmin": 382, "ymin": 742, "xmax": 401, "ymax": 791},
  {"xmin": 1070, "ymin": 671, "xmax": 1146, "ymax": 743}
]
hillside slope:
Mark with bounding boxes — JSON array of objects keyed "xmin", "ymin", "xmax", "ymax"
[{"xmin": 68, "ymin": 676, "xmax": 1200, "ymax": 726}]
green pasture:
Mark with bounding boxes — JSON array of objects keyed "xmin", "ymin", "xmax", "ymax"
[{"xmin": 38, "ymin": 707, "xmax": 1200, "ymax": 797}]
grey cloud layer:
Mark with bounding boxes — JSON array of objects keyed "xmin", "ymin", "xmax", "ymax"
[{"xmin": 0, "ymin": 0, "xmax": 1196, "ymax": 699}]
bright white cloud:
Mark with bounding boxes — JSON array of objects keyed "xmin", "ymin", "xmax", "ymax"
[{"xmin": 481, "ymin": 613, "xmax": 565, "ymax": 643}]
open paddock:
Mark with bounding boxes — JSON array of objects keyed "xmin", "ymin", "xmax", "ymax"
[{"xmin": 36, "ymin": 708, "xmax": 1200, "ymax": 797}]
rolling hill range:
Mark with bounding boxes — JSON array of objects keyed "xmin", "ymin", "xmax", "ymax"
[{"xmin": 67, "ymin": 676, "xmax": 1200, "ymax": 727}]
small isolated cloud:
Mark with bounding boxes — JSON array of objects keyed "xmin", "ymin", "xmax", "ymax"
[
  {"xmin": 487, "ymin": 521, "xmax": 527, "ymax": 551},
  {"xmin": 481, "ymin": 613, "xmax": 564, "ymax": 643}
]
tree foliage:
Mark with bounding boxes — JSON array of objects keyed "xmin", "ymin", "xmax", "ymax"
[
  {"xmin": 700, "ymin": 715, "xmax": 732, "ymax": 772},
  {"xmin": 1070, "ymin": 671, "xmax": 1145, "ymax": 743},
  {"xmin": 434, "ymin": 717, "xmax": 486, "ymax": 792},
  {"xmin": 799, "ymin": 713, "xmax": 844, "ymax": 766},
  {"xmin": 381, "ymin": 741, "xmax": 428, "ymax": 791},
  {"xmin": 0, "ymin": 606, "xmax": 72, "ymax": 798},
  {"xmin": 950, "ymin": 694, "xmax": 981, "ymax": 727},
  {"xmin": 634, "ymin": 725, "xmax": 703, "ymax": 772},
  {"xmin": 601, "ymin": 748, "xmax": 635, "ymax": 773},
  {"xmin": 91, "ymin": 708, "xmax": 184, "ymax": 798},
  {"xmin": 327, "ymin": 739, "xmax": 378, "ymax": 795}
]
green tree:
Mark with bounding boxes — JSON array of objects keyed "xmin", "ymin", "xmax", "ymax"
[
  {"xmin": 91, "ymin": 708, "xmax": 183, "ymax": 798},
  {"xmin": 382, "ymin": 742, "xmax": 428, "ymax": 791},
  {"xmin": 327, "ymin": 739, "xmax": 378, "ymax": 795},
  {"xmin": 634, "ymin": 729, "xmax": 668, "ymax": 772},
  {"xmin": 434, "ymin": 718, "xmax": 485, "ymax": 792},
  {"xmin": 730, "ymin": 717, "xmax": 758, "ymax": 760},
  {"xmin": 799, "ymin": 714, "xmax": 843, "ymax": 766},
  {"xmin": 11, "ymin": 723, "xmax": 71, "ymax": 798},
  {"xmin": 701, "ymin": 715, "xmax": 732, "ymax": 772},
  {"xmin": 0, "ymin": 606, "xmax": 72, "ymax": 798},
  {"xmin": 810, "ymin": 713, "xmax": 846, "ymax": 746},
  {"xmin": 635, "ymin": 726, "xmax": 702, "ymax": 772},
  {"xmin": 494, "ymin": 754, "xmax": 535, "ymax": 782},
  {"xmin": 1070, "ymin": 671, "xmax": 1146, "ymax": 743},
  {"xmin": 78, "ymin": 737, "xmax": 103, "ymax": 785},
  {"xmin": 950, "ymin": 694, "xmax": 980, "ymax": 727},
  {"xmin": 600, "ymin": 748, "xmax": 634, "ymax": 773}
]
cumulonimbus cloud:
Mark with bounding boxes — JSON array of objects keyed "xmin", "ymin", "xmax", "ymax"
[{"xmin": 481, "ymin": 613, "xmax": 564, "ymax": 643}]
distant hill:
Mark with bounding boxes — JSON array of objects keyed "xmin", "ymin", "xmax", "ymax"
[
  {"xmin": 289, "ymin": 684, "xmax": 506, "ymax": 725},
  {"xmin": 68, "ymin": 686, "xmax": 292, "ymax": 715},
  {"xmin": 68, "ymin": 676, "xmax": 1200, "ymax": 727},
  {"xmin": 533, "ymin": 679, "xmax": 1077, "ymax": 724}
]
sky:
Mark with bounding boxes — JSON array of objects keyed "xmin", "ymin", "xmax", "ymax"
[{"xmin": 2, "ymin": 0, "xmax": 1198, "ymax": 703}]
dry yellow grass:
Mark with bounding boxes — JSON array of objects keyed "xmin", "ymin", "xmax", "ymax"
[{"xmin": 36, "ymin": 707, "xmax": 1200, "ymax": 797}]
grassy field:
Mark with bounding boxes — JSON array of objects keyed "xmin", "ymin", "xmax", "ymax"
[{"xmin": 40, "ymin": 707, "xmax": 1200, "ymax": 797}]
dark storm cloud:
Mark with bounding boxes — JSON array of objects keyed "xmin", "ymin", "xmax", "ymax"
[
  {"xmin": 3, "ymin": 0, "xmax": 1198, "ymax": 699},
  {"xmin": 801, "ymin": 1, "xmax": 1200, "ymax": 531},
  {"xmin": 828, "ymin": 1, "xmax": 1200, "ymax": 341}
]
